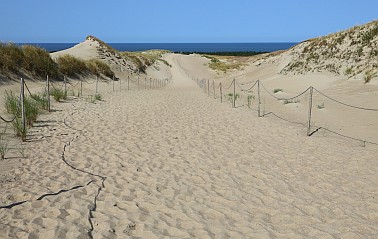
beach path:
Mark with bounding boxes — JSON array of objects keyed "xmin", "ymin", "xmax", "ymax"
[{"xmin": 1, "ymin": 54, "xmax": 378, "ymax": 239}]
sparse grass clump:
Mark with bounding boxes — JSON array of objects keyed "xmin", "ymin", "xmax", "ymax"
[
  {"xmin": 12, "ymin": 117, "xmax": 27, "ymax": 141},
  {"xmin": 364, "ymin": 70, "xmax": 377, "ymax": 84},
  {"xmin": 50, "ymin": 88, "xmax": 67, "ymax": 102},
  {"xmin": 94, "ymin": 93, "xmax": 102, "ymax": 101},
  {"xmin": 345, "ymin": 67, "xmax": 353, "ymax": 75},
  {"xmin": 283, "ymin": 99, "xmax": 300, "ymax": 105},
  {"xmin": 4, "ymin": 91, "xmax": 48, "ymax": 140},
  {"xmin": 247, "ymin": 95, "xmax": 255, "ymax": 108},
  {"xmin": 87, "ymin": 93, "xmax": 102, "ymax": 103},
  {"xmin": 0, "ymin": 127, "xmax": 9, "ymax": 160},
  {"xmin": 206, "ymin": 56, "xmax": 244, "ymax": 73},
  {"xmin": 30, "ymin": 92, "xmax": 49, "ymax": 110}
]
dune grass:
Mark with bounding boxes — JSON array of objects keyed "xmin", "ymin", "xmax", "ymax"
[
  {"xmin": 206, "ymin": 56, "xmax": 244, "ymax": 73},
  {"xmin": 0, "ymin": 43, "xmax": 59, "ymax": 77},
  {"xmin": 121, "ymin": 50, "xmax": 171, "ymax": 73},
  {"xmin": 0, "ymin": 127, "xmax": 9, "ymax": 160},
  {"xmin": 86, "ymin": 59, "xmax": 114, "ymax": 78},
  {"xmin": 50, "ymin": 88, "xmax": 67, "ymax": 102}
]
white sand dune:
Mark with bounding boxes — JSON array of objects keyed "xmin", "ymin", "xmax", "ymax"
[{"xmin": 0, "ymin": 53, "xmax": 377, "ymax": 238}]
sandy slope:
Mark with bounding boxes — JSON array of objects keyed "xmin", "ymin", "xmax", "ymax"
[{"xmin": 0, "ymin": 53, "xmax": 377, "ymax": 238}]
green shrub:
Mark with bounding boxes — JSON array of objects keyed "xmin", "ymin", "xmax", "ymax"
[
  {"xmin": 56, "ymin": 54, "xmax": 88, "ymax": 76},
  {"xmin": 273, "ymin": 88, "xmax": 283, "ymax": 93}
]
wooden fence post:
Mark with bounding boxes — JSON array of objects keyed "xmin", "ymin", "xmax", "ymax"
[
  {"xmin": 80, "ymin": 77, "xmax": 83, "ymax": 96},
  {"xmin": 233, "ymin": 79, "xmax": 236, "ymax": 108},
  {"xmin": 208, "ymin": 79, "xmax": 210, "ymax": 96},
  {"xmin": 112, "ymin": 75, "xmax": 115, "ymax": 91},
  {"xmin": 64, "ymin": 75, "xmax": 67, "ymax": 94},
  {"xmin": 213, "ymin": 80, "xmax": 215, "ymax": 99},
  {"xmin": 20, "ymin": 78, "xmax": 26, "ymax": 141},
  {"xmin": 128, "ymin": 75, "xmax": 130, "ymax": 90},
  {"xmin": 95, "ymin": 75, "xmax": 98, "ymax": 93},
  {"xmin": 307, "ymin": 87, "xmax": 314, "ymax": 136},
  {"xmin": 220, "ymin": 82, "xmax": 223, "ymax": 103},
  {"xmin": 47, "ymin": 75, "xmax": 51, "ymax": 112},
  {"xmin": 257, "ymin": 80, "xmax": 261, "ymax": 117}
]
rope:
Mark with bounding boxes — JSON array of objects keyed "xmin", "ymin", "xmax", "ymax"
[
  {"xmin": 260, "ymin": 81, "xmax": 311, "ymax": 101},
  {"xmin": 313, "ymin": 88, "xmax": 378, "ymax": 111},
  {"xmin": 84, "ymin": 78, "xmax": 96, "ymax": 84},
  {"xmin": 242, "ymin": 81, "xmax": 258, "ymax": 92},
  {"xmin": 68, "ymin": 80, "xmax": 81, "ymax": 87},
  {"xmin": 24, "ymin": 82, "xmax": 33, "ymax": 97},
  {"xmin": 223, "ymin": 81, "xmax": 234, "ymax": 90},
  {"xmin": 262, "ymin": 112, "xmax": 306, "ymax": 126},
  {"xmin": 319, "ymin": 127, "xmax": 378, "ymax": 146},
  {"xmin": 241, "ymin": 80, "xmax": 258, "ymax": 86},
  {"xmin": 50, "ymin": 81, "xmax": 64, "ymax": 91},
  {"xmin": 0, "ymin": 90, "xmax": 22, "ymax": 123}
]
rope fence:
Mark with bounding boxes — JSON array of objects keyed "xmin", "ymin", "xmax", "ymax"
[
  {"xmin": 0, "ymin": 72, "xmax": 173, "ymax": 159},
  {"xmin": 182, "ymin": 64, "xmax": 378, "ymax": 146}
]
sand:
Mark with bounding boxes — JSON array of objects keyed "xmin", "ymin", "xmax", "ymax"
[{"xmin": 0, "ymin": 52, "xmax": 378, "ymax": 238}]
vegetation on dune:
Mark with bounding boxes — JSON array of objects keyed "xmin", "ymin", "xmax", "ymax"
[
  {"xmin": 0, "ymin": 43, "xmax": 59, "ymax": 77},
  {"xmin": 282, "ymin": 20, "xmax": 378, "ymax": 77},
  {"xmin": 56, "ymin": 54, "xmax": 114, "ymax": 78},
  {"xmin": 56, "ymin": 54, "xmax": 88, "ymax": 76},
  {"xmin": 86, "ymin": 59, "xmax": 114, "ymax": 78},
  {"xmin": 180, "ymin": 51, "xmax": 266, "ymax": 56},
  {"xmin": 120, "ymin": 50, "xmax": 171, "ymax": 73},
  {"xmin": 22, "ymin": 45, "xmax": 59, "ymax": 77},
  {"xmin": 0, "ymin": 43, "xmax": 114, "ymax": 79},
  {"xmin": 86, "ymin": 35, "xmax": 118, "ymax": 54},
  {"xmin": 205, "ymin": 55, "xmax": 245, "ymax": 73}
]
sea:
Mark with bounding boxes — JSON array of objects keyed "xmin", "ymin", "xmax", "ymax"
[{"xmin": 17, "ymin": 43, "xmax": 297, "ymax": 53}]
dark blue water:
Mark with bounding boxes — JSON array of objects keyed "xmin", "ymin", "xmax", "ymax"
[{"xmin": 17, "ymin": 43, "xmax": 297, "ymax": 53}]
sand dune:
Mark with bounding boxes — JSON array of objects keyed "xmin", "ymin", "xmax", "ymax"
[{"xmin": 0, "ymin": 53, "xmax": 377, "ymax": 238}]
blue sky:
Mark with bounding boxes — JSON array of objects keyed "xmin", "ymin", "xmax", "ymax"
[{"xmin": 1, "ymin": 0, "xmax": 377, "ymax": 43}]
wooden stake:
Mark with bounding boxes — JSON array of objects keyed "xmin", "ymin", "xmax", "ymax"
[
  {"xmin": 95, "ymin": 75, "xmax": 98, "ymax": 93},
  {"xmin": 47, "ymin": 75, "xmax": 51, "ymax": 112},
  {"xmin": 257, "ymin": 80, "xmax": 261, "ymax": 117},
  {"xmin": 220, "ymin": 82, "xmax": 223, "ymax": 103},
  {"xmin": 20, "ymin": 78, "xmax": 26, "ymax": 141},
  {"xmin": 233, "ymin": 79, "xmax": 236, "ymax": 108},
  {"xmin": 307, "ymin": 87, "xmax": 314, "ymax": 136},
  {"xmin": 80, "ymin": 77, "xmax": 83, "ymax": 96},
  {"xmin": 213, "ymin": 80, "xmax": 215, "ymax": 99}
]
